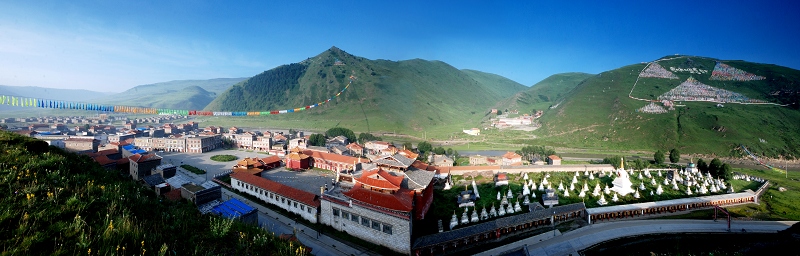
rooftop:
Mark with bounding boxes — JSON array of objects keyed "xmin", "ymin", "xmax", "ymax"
[
  {"xmin": 211, "ymin": 198, "xmax": 256, "ymax": 219},
  {"xmin": 231, "ymin": 172, "xmax": 320, "ymax": 207}
]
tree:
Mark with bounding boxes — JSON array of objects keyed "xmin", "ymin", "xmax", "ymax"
[
  {"xmin": 402, "ymin": 142, "xmax": 413, "ymax": 150},
  {"xmin": 669, "ymin": 149, "xmax": 680, "ymax": 163},
  {"xmin": 417, "ymin": 141, "xmax": 432, "ymax": 154},
  {"xmin": 721, "ymin": 163, "xmax": 733, "ymax": 181},
  {"xmin": 446, "ymin": 148, "xmax": 454, "ymax": 156},
  {"xmin": 602, "ymin": 157, "xmax": 622, "ymax": 169},
  {"xmin": 358, "ymin": 133, "xmax": 381, "ymax": 143},
  {"xmin": 709, "ymin": 158, "xmax": 723, "ymax": 178},
  {"xmin": 654, "ymin": 150, "xmax": 665, "ymax": 165},
  {"xmin": 325, "ymin": 127, "xmax": 356, "ymax": 143},
  {"xmin": 434, "ymin": 147, "xmax": 446, "ymax": 155},
  {"xmin": 496, "ymin": 110, "xmax": 502, "ymax": 115},
  {"xmin": 697, "ymin": 159, "xmax": 708, "ymax": 173},
  {"xmin": 308, "ymin": 134, "xmax": 326, "ymax": 147}
]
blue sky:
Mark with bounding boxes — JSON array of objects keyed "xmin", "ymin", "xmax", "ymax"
[{"xmin": 1, "ymin": 1, "xmax": 798, "ymax": 92}]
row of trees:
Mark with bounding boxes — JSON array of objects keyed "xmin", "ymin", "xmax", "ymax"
[
  {"xmin": 653, "ymin": 148, "xmax": 681, "ymax": 165},
  {"xmin": 515, "ymin": 145, "xmax": 556, "ymax": 162}
]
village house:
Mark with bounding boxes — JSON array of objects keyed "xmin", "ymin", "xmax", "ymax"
[
  {"xmin": 502, "ymin": 151, "xmax": 523, "ymax": 166},
  {"xmin": 431, "ymin": 154, "xmax": 454, "ymax": 167},
  {"xmin": 285, "ymin": 148, "xmax": 311, "ymax": 170},
  {"xmin": 128, "ymin": 153, "xmax": 163, "ymax": 181},
  {"xmin": 230, "ymin": 172, "xmax": 320, "ymax": 223},
  {"xmin": 63, "ymin": 138, "xmax": 100, "ymax": 153},
  {"xmin": 469, "ymin": 155, "xmax": 487, "ymax": 165},
  {"xmin": 345, "ymin": 142, "xmax": 365, "ymax": 156},
  {"xmin": 364, "ymin": 141, "xmax": 397, "ymax": 156},
  {"xmin": 304, "ymin": 150, "xmax": 364, "ymax": 172},
  {"xmin": 547, "ymin": 155, "xmax": 562, "ymax": 165}
]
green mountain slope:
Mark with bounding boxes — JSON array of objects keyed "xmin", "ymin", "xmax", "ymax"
[
  {"xmin": 495, "ymin": 72, "xmax": 594, "ymax": 114},
  {"xmin": 205, "ymin": 47, "xmax": 528, "ymax": 134},
  {"xmin": 536, "ymin": 56, "xmax": 800, "ymax": 158},
  {"xmin": 99, "ymin": 78, "xmax": 246, "ymax": 110}
]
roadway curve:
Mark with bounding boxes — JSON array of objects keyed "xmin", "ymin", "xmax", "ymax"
[{"xmin": 478, "ymin": 219, "xmax": 797, "ymax": 256}]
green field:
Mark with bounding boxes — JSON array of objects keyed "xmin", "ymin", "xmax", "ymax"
[
  {"xmin": 210, "ymin": 154, "xmax": 238, "ymax": 162},
  {"xmin": 0, "ymin": 131, "xmax": 307, "ymax": 255}
]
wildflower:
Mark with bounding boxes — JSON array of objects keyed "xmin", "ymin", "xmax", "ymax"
[
  {"xmin": 108, "ymin": 220, "xmax": 114, "ymax": 231},
  {"xmin": 87, "ymin": 248, "xmax": 91, "ymax": 255},
  {"xmin": 116, "ymin": 245, "xmax": 120, "ymax": 252}
]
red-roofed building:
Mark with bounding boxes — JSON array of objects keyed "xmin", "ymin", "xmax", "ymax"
[
  {"xmin": 129, "ymin": 153, "xmax": 162, "ymax": 181},
  {"xmin": 547, "ymin": 155, "xmax": 561, "ymax": 165},
  {"xmin": 230, "ymin": 172, "xmax": 320, "ymax": 223},
  {"xmin": 502, "ymin": 151, "xmax": 523, "ymax": 166},
  {"xmin": 285, "ymin": 148, "xmax": 311, "ymax": 170},
  {"xmin": 303, "ymin": 149, "xmax": 364, "ymax": 172},
  {"xmin": 355, "ymin": 169, "xmax": 404, "ymax": 193}
]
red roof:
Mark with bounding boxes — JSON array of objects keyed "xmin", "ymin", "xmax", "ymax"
[
  {"xmin": 355, "ymin": 169, "xmax": 403, "ymax": 190},
  {"xmin": 502, "ymin": 151, "xmax": 522, "ymax": 159},
  {"xmin": 129, "ymin": 153, "xmax": 161, "ymax": 163},
  {"xmin": 164, "ymin": 189, "xmax": 182, "ymax": 201},
  {"xmin": 345, "ymin": 142, "xmax": 363, "ymax": 150},
  {"xmin": 548, "ymin": 155, "xmax": 561, "ymax": 160},
  {"xmin": 303, "ymin": 150, "xmax": 363, "ymax": 164},
  {"xmin": 342, "ymin": 186, "xmax": 414, "ymax": 212},
  {"xmin": 230, "ymin": 172, "xmax": 320, "ymax": 207},
  {"xmin": 261, "ymin": 155, "xmax": 281, "ymax": 165}
]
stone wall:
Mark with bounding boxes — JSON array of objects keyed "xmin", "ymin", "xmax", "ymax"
[{"xmin": 320, "ymin": 198, "xmax": 411, "ymax": 254}]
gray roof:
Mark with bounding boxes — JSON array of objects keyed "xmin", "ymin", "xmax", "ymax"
[
  {"xmin": 413, "ymin": 203, "xmax": 585, "ymax": 249},
  {"xmin": 142, "ymin": 174, "xmax": 166, "ymax": 187},
  {"xmin": 165, "ymin": 175, "xmax": 192, "ymax": 189},
  {"xmin": 374, "ymin": 154, "xmax": 415, "ymax": 168},
  {"xmin": 200, "ymin": 180, "xmax": 220, "ymax": 189},
  {"xmin": 403, "ymin": 169, "xmax": 436, "ymax": 190}
]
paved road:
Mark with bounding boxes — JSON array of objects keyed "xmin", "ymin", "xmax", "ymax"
[{"xmin": 478, "ymin": 219, "xmax": 797, "ymax": 256}]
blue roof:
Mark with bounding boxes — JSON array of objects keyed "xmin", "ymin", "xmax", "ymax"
[
  {"xmin": 211, "ymin": 198, "xmax": 255, "ymax": 219},
  {"xmin": 136, "ymin": 127, "xmax": 148, "ymax": 131},
  {"xmin": 122, "ymin": 144, "xmax": 135, "ymax": 150},
  {"xmin": 130, "ymin": 149, "xmax": 147, "ymax": 154}
]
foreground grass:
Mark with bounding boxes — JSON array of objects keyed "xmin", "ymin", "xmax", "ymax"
[{"xmin": 0, "ymin": 131, "xmax": 308, "ymax": 255}]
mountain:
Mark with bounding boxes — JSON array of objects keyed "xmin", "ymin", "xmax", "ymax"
[
  {"xmin": 0, "ymin": 85, "xmax": 111, "ymax": 102},
  {"xmin": 99, "ymin": 78, "xmax": 246, "ymax": 110},
  {"xmin": 205, "ymin": 47, "xmax": 527, "ymax": 133},
  {"xmin": 535, "ymin": 55, "xmax": 800, "ymax": 158},
  {"xmin": 495, "ymin": 72, "xmax": 594, "ymax": 113}
]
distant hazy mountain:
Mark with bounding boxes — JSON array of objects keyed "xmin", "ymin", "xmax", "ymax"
[
  {"xmin": 494, "ymin": 72, "xmax": 594, "ymax": 113},
  {"xmin": 98, "ymin": 78, "xmax": 246, "ymax": 110},
  {"xmin": 0, "ymin": 85, "xmax": 111, "ymax": 102},
  {"xmin": 204, "ymin": 47, "xmax": 528, "ymax": 132}
]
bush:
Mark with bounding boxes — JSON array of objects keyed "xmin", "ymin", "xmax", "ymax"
[
  {"xmin": 181, "ymin": 164, "xmax": 206, "ymax": 174},
  {"xmin": 210, "ymin": 155, "xmax": 238, "ymax": 162}
]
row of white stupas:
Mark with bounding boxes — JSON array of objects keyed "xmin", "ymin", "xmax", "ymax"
[{"xmin": 450, "ymin": 201, "xmax": 524, "ymax": 229}]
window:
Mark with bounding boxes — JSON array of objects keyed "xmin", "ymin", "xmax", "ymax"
[
  {"xmin": 351, "ymin": 214, "xmax": 359, "ymax": 222},
  {"xmin": 342, "ymin": 211, "xmax": 349, "ymax": 219},
  {"xmin": 307, "ymin": 208, "xmax": 312, "ymax": 213},
  {"xmin": 361, "ymin": 217, "xmax": 370, "ymax": 227},
  {"xmin": 383, "ymin": 224, "xmax": 393, "ymax": 235},
  {"xmin": 372, "ymin": 221, "xmax": 381, "ymax": 231},
  {"xmin": 281, "ymin": 198, "xmax": 285, "ymax": 203},
  {"xmin": 270, "ymin": 194, "xmax": 273, "ymax": 199},
  {"xmin": 293, "ymin": 202, "xmax": 298, "ymax": 208},
  {"xmin": 301, "ymin": 205, "xmax": 305, "ymax": 210},
  {"xmin": 332, "ymin": 208, "xmax": 340, "ymax": 217}
]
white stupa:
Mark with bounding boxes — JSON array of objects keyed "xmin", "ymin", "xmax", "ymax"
[
  {"xmin": 672, "ymin": 181, "xmax": 680, "ymax": 191},
  {"xmin": 507, "ymin": 189, "xmax": 513, "ymax": 199},
  {"xmin": 583, "ymin": 181, "xmax": 589, "ymax": 192},
  {"xmin": 571, "ymin": 175, "xmax": 578, "ymax": 185},
  {"xmin": 569, "ymin": 182, "xmax": 575, "ymax": 191},
  {"xmin": 597, "ymin": 194, "xmax": 608, "ymax": 206},
  {"xmin": 522, "ymin": 183, "xmax": 531, "ymax": 196},
  {"xmin": 450, "ymin": 212, "xmax": 458, "ymax": 229},
  {"xmin": 651, "ymin": 178, "xmax": 657, "ymax": 186},
  {"xmin": 612, "ymin": 193, "xmax": 619, "ymax": 202},
  {"xmin": 498, "ymin": 205, "xmax": 506, "ymax": 216},
  {"xmin": 538, "ymin": 183, "xmax": 545, "ymax": 191},
  {"xmin": 506, "ymin": 204, "xmax": 514, "ymax": 214},
  {"xmin": 589, "ymin": 172, "xmax": 595, "ymax": 180},
  {"xmin": 604, "ymin": 184, "xmax": 611, "ymax": 195},
  {"xmin": 633, "ymin": 189, "xmax": 640, "ymax": 199},
  {"xmin": 685, "ymin": 186, "xmax": 693, "ymax": 195},
  {"xmin": 563, "ymin": 189, "xmax": 570, "ymax": 197},
  {"xmin": 558, "ymin": 181, "xmax": 564, "ymax": 191},
  {"xmin": 523, "ymin": 172, "xmax": 529, "ymax": 180},
  {"xmin": 531, "ymin": 191, "xmax": 537, "ymax": 198},
  {"xmin": 593, "ymin": 183, "xmax": 601, "ymax": 196},
  {"xmin": 584, "ymin": 170, "xmax": 590, "ymax": 176},
  {"xmin": 480, "ymin": 207, "xmax": 489, "ymax": 220},
  {"xmin": 523, "ymin": 195, "xmax": 530, "ymax": 205},
  {"xmin": 471, "ymin": 208, "xmax": 480, "ymax": 222},
  {"xmin": 637, "ymin": 172, "xmax": 643, "ymax": 180},
  {"xmin": 579, "ymin": 190, "xmax": 586, "ymax": 198},
  {"xmin": 609, "ymin": 158, "xmax": 636, "ymax": 196},
  {"xmin": 461, "ymin": 210, "xmax": 469, "ymax": 224},
  {"xmin": 541, "ymin": 177, "xmax": 549, "ymax": 186},
  {"xmin": 658, "ymin": 170, "xmax": 663, "ymax": 177},
  {"xmin": 489, "ymin": 205, "xmax": 497, "ymax": 217},
  {"xmin": 639, "ymin": 182, "xmax": 646, "ymax": 191},
  {"xmin": 531, "ymin": 182, "xmax": 537, "ymax": 191},
  {"xmin": 514, "ymin": 201, "xmax": 522, "ymax": 212},
  {"xmin": 656, "ymin": 185, "xmax": 663, "ymax": 195},
  {"xmin": 497, "ymin": 191, "xmax": 501, "ymax": 200},
  {"xmin": 663, "ymin": 177, "xmax": 670, "ymax": 185}
]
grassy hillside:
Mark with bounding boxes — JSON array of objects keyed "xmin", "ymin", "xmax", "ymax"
[
  {"xmin": 205, "ymin": 47, "xmax": 528, "ymax": 135},
  {"xmin": 536, "ymin": 56, "xmax": 800, "ymax": 158},
  {"xmin": 495, "ymin": 72, "xmax": 594, "ymax": 114},
  {"xmin": 98, "ymin": 78, "xmax": 246, "ymax": 110},
  {"xmin": 0, "ymin": 130, "xmax": 307, "ymax": 255}
]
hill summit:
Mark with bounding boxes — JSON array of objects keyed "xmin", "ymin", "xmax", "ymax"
[
  {"xmin": 536, "ymin": 55, "xmax": 800, "ymax": 158},
  {"xmin": 205, "ymin": 47, "xmax": 527, "ymax": 132}
]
